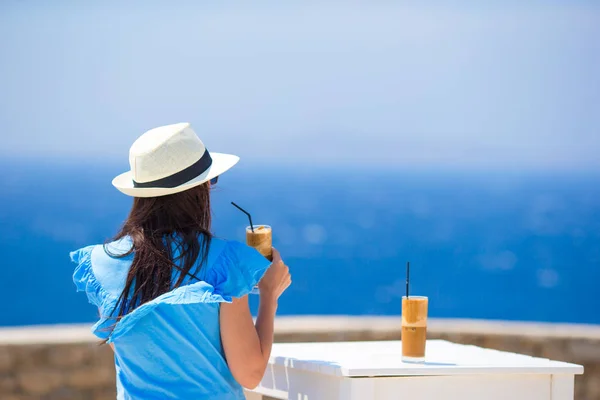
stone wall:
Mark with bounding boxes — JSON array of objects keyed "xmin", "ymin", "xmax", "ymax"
[
  {"xmin": 0, "ymin": 318, "xmax": 598, "ymax": 400},
  {"xmin": 0, "ymin": 340, "xmax": 115, "ymax": 400}
]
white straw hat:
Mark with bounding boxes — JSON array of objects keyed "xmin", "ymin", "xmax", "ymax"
[{"xmin": 112, "ymin": 123, "xmax": 239, "ymax": 197}]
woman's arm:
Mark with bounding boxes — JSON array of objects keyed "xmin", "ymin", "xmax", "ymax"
[
  {"xmin": 220, "ymin": 294, "xmax": 278, "ymax": 389},
  {"xmin": 220, "ymin": 249, "xmax": 291, "ymax": 389}
]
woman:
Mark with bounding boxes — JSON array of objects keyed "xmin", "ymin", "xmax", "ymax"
[{"xmin": 70, "ymin": 123, "xmax": 291, "ymax": 399}]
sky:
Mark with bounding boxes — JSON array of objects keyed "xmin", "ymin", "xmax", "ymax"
[{"xmin": 0, "ymin": 1, "xmax": 598, "ymax": 169}]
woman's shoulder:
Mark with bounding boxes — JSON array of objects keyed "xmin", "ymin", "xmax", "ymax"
[
  {"xmin": 207, "ymin": 238, "xmax": 271, "ymax": 297},
  {"xmin": 209, "ymin": 238, "xmax": 268, "ymax": 270},
  {"xmin": 70, "ymin": 238, "xmax": 134, "ymax": 300},
  {"xmin": 70, "ymin": 237, "xmax": 134, "ymax": 264}
]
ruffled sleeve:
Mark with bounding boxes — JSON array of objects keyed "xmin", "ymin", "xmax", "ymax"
[
  {"xmin": 71, "ymin": 245, "xmax": 113, "ymax": 310},
  {"xmin": 209, "ymin": 241, "xmax": 272, "ymax": 298},
  {"xmin": 70, "ymin": 245, "xmax": 118, "ymax": 340}
]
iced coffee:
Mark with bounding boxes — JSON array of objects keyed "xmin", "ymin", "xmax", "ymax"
[
  {"xmin": 246, "ymin": 225, "xmax": 272, "ymax": 261},
  {"xmin": 401, "ymin": 296, "xmax": 428, "ymax": 362}
]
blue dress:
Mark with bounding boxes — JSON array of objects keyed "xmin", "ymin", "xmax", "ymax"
[{"xmin": 70, "ymin": 236, "xmax": 271, "ymax": 400}]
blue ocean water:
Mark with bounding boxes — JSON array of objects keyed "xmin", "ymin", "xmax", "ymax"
[{"xmin": 1, "ymin": 159, "xmax": 599, "ymax": 326}]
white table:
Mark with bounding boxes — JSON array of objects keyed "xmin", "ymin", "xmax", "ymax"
[{"xmin": 245, "ymin": 340, "xmax": 583, "ymax": 400}]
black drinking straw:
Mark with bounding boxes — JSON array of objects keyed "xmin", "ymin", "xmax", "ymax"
[
  {"xmin": 231, "ymin": 202, "xmax": 254, "ymax": 232},
  {"xmin": 406, "ymin": 261, "xmax": 410, "ymax": 299}
]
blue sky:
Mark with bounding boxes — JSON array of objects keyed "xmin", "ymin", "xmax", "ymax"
[{"xmin": 0, "ymin": 1, "xmax": 598, "ymax": 169}]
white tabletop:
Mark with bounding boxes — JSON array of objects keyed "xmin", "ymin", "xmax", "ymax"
[{"xmin": 268, "ymin": 340, "xmax": 584, "ymax": 378}]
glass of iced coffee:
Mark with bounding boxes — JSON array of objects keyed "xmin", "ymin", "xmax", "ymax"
[
  {"xmin": 246, "ymin": 225, "xmax": 273, "ymax": 261},
  {"xmin": 246, "ymin": 225, "xmax": 272, "ymax": 295},
  {"xmin": 401, "ymin": 296, "xmax": 428, "ymax": 362}
]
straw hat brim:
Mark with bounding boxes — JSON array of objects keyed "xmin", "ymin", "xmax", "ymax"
[{"xmin": 112, "ymin": 152, "xmax": 240, "ymax": 197}]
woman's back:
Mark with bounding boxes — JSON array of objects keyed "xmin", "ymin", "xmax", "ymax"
[{"xmin": 71, "ymin": 236, "xmax": 271, "ymax": 400}]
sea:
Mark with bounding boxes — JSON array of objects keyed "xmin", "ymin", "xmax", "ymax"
[{"xmin": 1, "ymin": 158, "xmax": 599, "ymax": 327}]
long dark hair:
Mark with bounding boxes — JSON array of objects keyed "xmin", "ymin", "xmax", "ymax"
[{"xmin": 104, "ymin": 183, "xmax": 212, "ymax": 335}]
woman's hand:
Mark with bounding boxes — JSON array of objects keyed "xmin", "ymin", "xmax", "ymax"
[{"xmin": 258, "ymin": 248, "xmax": 291, "ymax": 302}]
